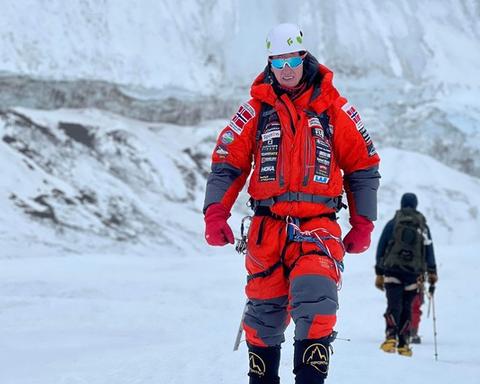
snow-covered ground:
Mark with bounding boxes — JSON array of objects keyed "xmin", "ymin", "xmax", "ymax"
[{"xmin": 0, "ymin": 240, "xmax": 479, "ymax": 383}]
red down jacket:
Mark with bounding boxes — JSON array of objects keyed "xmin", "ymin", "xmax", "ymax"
[{"xmin": 204, "ymin": 62, "xmax": 380, "ymax": 220}]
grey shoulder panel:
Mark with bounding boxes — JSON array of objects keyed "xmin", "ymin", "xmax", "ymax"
[
  {"xmin": 345, "ymin": 166, "xmax": 381, "ymax": 220},
  {"xmin": 203, "ymin": 162, "xmax": 242, "ymax": 213}
]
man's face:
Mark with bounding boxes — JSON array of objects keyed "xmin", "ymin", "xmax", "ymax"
[{"xmin": 269, "ymin": 51, "xmax": 306, "ymax": 89}]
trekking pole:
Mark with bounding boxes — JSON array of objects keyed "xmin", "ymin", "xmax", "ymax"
[{"xmin": 428, "ymin": 285, "xmax": 438, "ymax": 361}]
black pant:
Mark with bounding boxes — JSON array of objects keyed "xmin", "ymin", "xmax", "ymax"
[{"xmin": 384, "ymin": 282, "xmax": 417, "ymax": 346}]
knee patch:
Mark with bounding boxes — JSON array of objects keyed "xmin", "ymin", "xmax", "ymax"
[
  {"xmin": 290, "ymin": 275, "xmax": 338, "ymax": 340},
  {"xmin": 244, "ymin": 297, "xmax": 289, "ymax": 347}
]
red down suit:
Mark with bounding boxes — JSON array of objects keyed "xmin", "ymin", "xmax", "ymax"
[{"xmin": 204, "ymin": 61, "xmax": 380, "ymax": 347}]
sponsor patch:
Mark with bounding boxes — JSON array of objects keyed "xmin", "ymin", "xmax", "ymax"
[
  {"xmin": 308, "ymin": 117, "xmax": 321, "ymax": 128},
  {"xmin": 262, "ymin": 145, "xmax": 278, "ymax": 152},
  {"xmin": 316, "ymin": 157, "xmax": 330, "ymax": 165},
  {"xmin": 261, "ymin": 151, "xmax": 278, "ymax": 157},
  {"xmin": 215, "ymin": 145, "xmax": 229, "ymax": 158},
  {"xmin": 258, "ymin": 112, "xmax": 281, "ymax": 182},
  {"xmin": 314, "ymin": 175, "xmax": 329, "ymax": 184},
  {"xmin": 228, "ymin": 102, "xmax": 256, "ymax": 134},
  {"xmin": 318, "ymin": 150, "xmax": 331, "ymax": 159},
  {"xmin": 312, "ymin": 127, "xmax": 324, "ymax": 139},
  {"xmin": 261, "ymin": 130, "xmax": 281, "ymax": 141},
  {"xmin": 264, "ymin": 121, "xmax": 281, "ymax": 133},
  {"xmin": 220, "ymin": 130, "xmax": 235, "ymax": 145},
  {"xmin": 259, "ymin": 140, "xmax": 279, "ymax": 182},
  {"xmin": 261, "ymin": 156, "xmax": 277, "ymax": 163},
  {"xmin": 342, "ymin": 102, "xmax": 377, "ymax": 157},
  {"xmin": 258, "ymin": 113, "xmax": 281, "ymax": 182},
  {"xmin": 260, "ymin": 165, "xmax": 275, "ymax": 172},
  {"xmin": 310, "ymin": 124, "xmax": 332, "ymax": 184}
]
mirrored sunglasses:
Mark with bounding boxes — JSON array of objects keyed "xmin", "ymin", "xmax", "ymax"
[{"xmin": 270, "ymin": 56, "xmax": 303, "ymax": 70}]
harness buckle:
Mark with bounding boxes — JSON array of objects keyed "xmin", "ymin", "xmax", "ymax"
[{"xmin": 287, "ymin": 191, "xmax": 301, "ymax": 202}]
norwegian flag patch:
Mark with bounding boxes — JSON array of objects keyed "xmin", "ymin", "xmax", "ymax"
[
  {"xmin": 228, "ymin": 102, "xmax": 256, "ymax": 134},
  {"xmin": 342, "ymin": 103, "xmax": 363, "ymax": 127},
  {"xmin": 342, "ymin": 102, "xmax": 377, "ymax": 156}
]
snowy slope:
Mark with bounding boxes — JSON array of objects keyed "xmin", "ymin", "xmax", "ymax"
[
  {"xmin": 1, "ymin": 107, "xmax": 480, "ymax": 254},
  {"xmin": 375, "ymin": 147, "xmax": 480, "ymax": 245},
  {"xmin": 1, "ymin": 0, "xmax": 479, "ymax": 91},
  {"xmin": 0, "ymin": 107, "xmax": 216, "ymax": 255}
]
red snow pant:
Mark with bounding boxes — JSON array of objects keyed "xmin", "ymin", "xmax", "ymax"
[
  {"xmin": 242, "ymin": 213, "xmax": 344, "ymax": 347},
  {"xmin": 410, "ymin": 290, "xmax": 424, "ymax": 332}
]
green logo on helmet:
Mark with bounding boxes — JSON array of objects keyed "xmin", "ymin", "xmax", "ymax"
[
  {"xmin": 287, "ymin": 37, "xmax": 293, "ymax": 46},
  {"xmin": 296, "ymin": 36, "xmax": 303, "ymax": 44},
  {"xmin": 266, "ymin": 40, "xmax": 271, "ymax": 49}
]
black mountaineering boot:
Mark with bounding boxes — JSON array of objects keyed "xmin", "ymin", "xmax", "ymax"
[
  {"xmin": 248, "ymin": 344, "xmax": 281, "ymax": 384},
  {"xmin": 293, "ymin": 334, "xmax": 334, "ymax": 384}
]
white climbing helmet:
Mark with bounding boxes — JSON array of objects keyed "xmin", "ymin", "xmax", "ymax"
[{"xmin": 266, "ymin": 23, "xmax": 305, "ymax": 56}]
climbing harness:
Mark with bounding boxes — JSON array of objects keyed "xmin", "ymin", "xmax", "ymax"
[{"xmin": 286, "ymin": 217, "xmax": 345, "ymax": 288}]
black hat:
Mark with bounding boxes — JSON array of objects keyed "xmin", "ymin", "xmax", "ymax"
[{"xmin": 401, "ymin": 193, "xmax": 418, "ymax": 209}]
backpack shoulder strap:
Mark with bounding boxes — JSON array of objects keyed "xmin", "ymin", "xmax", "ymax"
[
  {"xmin": 392, "ymin": 209, "xmax": 401, "ymax": 222},
  {"xmin": 417, "ymin": 211, "xmax": 427, "ymax": 227}
]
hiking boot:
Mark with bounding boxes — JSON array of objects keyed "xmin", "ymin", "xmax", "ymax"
[
  {"xmin": 397, "ymin": 345, "xmax": 413, "ymax": 357},
  {"xmin": 410, "ymin": 334, "xmax": 421, "ymax": 344},
  {"xmin": 380, "ymin": 338, "xmax": 397, "ymax": 353}
]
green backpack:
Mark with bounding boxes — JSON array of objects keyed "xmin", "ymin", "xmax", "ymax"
[{"xmin": 383, "ymin": 208, "xmax": 427, "ymax": 274}]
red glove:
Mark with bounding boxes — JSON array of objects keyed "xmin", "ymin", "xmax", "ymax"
[
  {"xmin": 204, "ymin": 203, "xmax": 235, "ymax": 246},
  {"xmin": 343, "ymin": 215, "xmax": 374, "ymax": 254}
]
